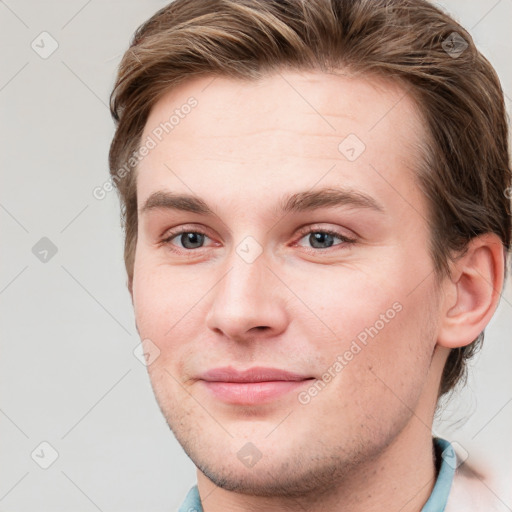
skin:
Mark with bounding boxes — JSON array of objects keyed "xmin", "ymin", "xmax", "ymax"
[{"xmin": 131, "ymin": 70, "xmax": 503, "ymax": 511}]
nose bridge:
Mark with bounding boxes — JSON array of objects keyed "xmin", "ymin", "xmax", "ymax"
[
  {"xmin": 217, "ymin": 243, "xmax": 269, "ymax": 314},
  {"xmin": 205, "ymin": 238, "xmax": 287, "ymax": 338}
]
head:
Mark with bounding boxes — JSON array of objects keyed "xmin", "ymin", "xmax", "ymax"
[{"xmin": 108, "ymin": 0, "xmax": 511, "ymax": 498}]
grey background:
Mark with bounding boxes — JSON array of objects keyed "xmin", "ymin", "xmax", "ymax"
[{"xmin": 0, "ymin": 1, "xmax": 511, "ymax": 510}]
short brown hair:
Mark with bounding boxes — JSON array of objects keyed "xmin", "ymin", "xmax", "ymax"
[{"xmin": 109, "ymin": 0, "xmax": 511, "ymax": 397}]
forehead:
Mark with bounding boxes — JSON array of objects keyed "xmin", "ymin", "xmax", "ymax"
[{"xmin": 136, "ymin": 70, "xmax": 426, "ymax": 213}]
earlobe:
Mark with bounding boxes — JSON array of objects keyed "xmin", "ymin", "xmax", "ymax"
[{"xmin": 437, "ymin": 234, "xmax": 505, "ymax": 349}]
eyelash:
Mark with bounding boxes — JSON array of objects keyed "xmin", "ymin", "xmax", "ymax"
[{"xmin": 160, "ymin": 225, "xmax": 356, "ymax": 255}]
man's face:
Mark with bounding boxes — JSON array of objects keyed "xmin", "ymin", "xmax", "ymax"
[{"xmin": 133, "ymin": 70, "xmax": 443, "ymax": 495}]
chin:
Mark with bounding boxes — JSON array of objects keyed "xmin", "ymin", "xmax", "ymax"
[{"xmin": 183, "ymin": 436, "xmax": 362, "ymax": 499}]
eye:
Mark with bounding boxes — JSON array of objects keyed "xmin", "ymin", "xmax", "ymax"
[
  {"xmin": 160, "ymin": 226, "xmax": 356, "ymax": 254},
  {"xmin": 295, "ymin": 227, "xmax": 356, "ymax": 251},
  {"xmin": 161, "ymin": 228, "xmax": 213, "ymax": 252}
]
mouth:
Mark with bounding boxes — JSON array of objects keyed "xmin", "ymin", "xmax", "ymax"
[{"xmin": 198, "ymin": 366, "xmax": 315, "ymax": 405}]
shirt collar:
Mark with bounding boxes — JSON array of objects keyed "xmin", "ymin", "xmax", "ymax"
[{"xmin": 420, "ymin": 437, "xmax": 456, "ymax": 512}]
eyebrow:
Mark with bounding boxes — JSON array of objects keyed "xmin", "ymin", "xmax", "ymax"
[{"xmin": 139, "ymin": 187, "xmax": 384, "ymax": 217}]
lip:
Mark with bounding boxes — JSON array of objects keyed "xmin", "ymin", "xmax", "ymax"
[
  {"xmin": 198, "ymin": 366, "xmax": 314, "ymax": 405},
  {"xmin": 200, "ymin": 366, "xmax": 311, "ymax": 383}
]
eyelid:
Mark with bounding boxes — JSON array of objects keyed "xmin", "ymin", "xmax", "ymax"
[
  {"xmin": 293, "ymin": 224, "xmax": 357, "ymax": 243},
  {"xmin": 162, "ymin": 224, "xmax": 210, "ymax": 238}
]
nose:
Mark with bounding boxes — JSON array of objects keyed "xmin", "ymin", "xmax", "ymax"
[{"xmin": 205, "ymin": 248, "xmax": 288, "ymax": 343}]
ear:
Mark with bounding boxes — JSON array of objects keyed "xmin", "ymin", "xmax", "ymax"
[{"xmin": 437, "ymin": 233, "xmax": 505, "ymax": 349}]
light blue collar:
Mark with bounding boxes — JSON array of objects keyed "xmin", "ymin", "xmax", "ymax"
[
  {"xmin": 178, "ymin": 484, "xmax": 203, "ymax": 512},
  {"xmin": 178, "ymin": 438, "xmax": 456, "ymax": 512},
  {"xmin": 420, "ymin": 437, "xmax": 456, "ymax": 511}
]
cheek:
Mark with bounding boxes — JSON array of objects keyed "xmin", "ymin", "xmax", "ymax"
[
  {"xmin": 301, "ymin": 293, "xmax": 436, "ymax": 442},
  {"xmin": 132, "ymin": 269, "xmax": 164, "ymax": 338},
  {"xmin": 132, "ymin": 256, "xmax": 215, "ymax": 375},
  {"xmin": 132, "ymin": 252, "xmax": 198, "ymax": 331},
  {"xmin": 287, "ymin": 265, "xmax": 405, "ymax": 345},
  {"xmin": 297, "ymin": 264, "xmax": 438, "ymax": 390}
]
